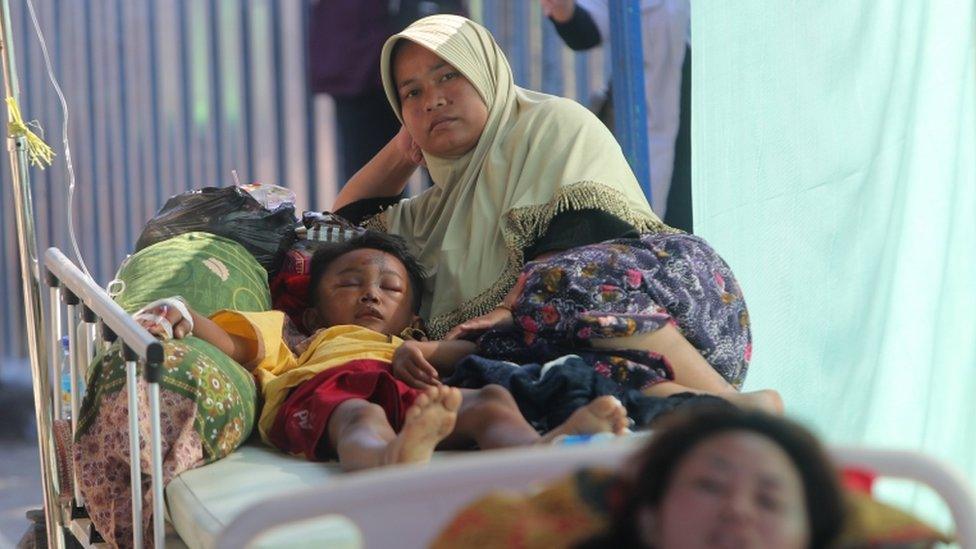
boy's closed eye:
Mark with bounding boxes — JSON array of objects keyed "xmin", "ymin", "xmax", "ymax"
[{"xmin": 381, "ymin": 277, "xmax": 404, "ymax": 293}]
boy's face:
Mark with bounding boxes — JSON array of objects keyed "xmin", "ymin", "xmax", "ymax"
[{"xmin": 310, "ymin": 248, "xmax": 417, "ymax": 335}]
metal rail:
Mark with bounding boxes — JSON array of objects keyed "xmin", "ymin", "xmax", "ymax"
[
  {"xmin": 0, "ymin": 0, "xmax": 62, "ymax": 544},
  {"xmin": 45, "ymin": 247, "xmax": 166, "ymax": 548},
  {"xmin": 216, "ymin": 439, "xmax": 976, "ymax": 549},
  {"xmin": 609, "ymin": 0, "xmax": 652, "ymax": 202}
]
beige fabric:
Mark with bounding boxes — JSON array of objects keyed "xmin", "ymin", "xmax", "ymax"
[{"xmin": 375, "ymin": 15, "xmax": 669, "ymax": 338}]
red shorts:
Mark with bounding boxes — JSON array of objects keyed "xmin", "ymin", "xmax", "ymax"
[{"xmin": 268, "ymin": 359, "xmax": 423, "ymax": 460}]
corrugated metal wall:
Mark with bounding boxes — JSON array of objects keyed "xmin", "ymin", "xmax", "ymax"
[{"xmin": 0, "ymin": 1, "xmax": 609, "ymax": 359}]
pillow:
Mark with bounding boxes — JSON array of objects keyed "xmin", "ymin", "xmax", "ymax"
[
  {"xmin": 837, "ymin": 490, "xmax": 954, "ymax": 549},
  {"xmin": 114, "ymin": 230, "xmax": 272, "ymax": 316},
  {"xmin": 79, "ymin": 231, "xmax": 269, "ymax": 460}
]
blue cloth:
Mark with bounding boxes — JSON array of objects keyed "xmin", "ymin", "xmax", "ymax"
[{"xmin": 444, "ymin": 354, "xmax": 728, "ymax": 432}]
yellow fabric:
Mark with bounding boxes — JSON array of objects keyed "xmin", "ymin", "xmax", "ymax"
[
  {"xmin": 430, "ymin": 472, "xmax": 608, "ymax": 549},
  {"xmin": 838, "ymin": 490, "xmax": 953, "ymax": 546},
  {"xmin": 210, "ymin": 310, "xmax": 403, "ymax": 444},
  {"xmin": 375, "ymin": 15, "xmax": 668, "ymax": 338}
]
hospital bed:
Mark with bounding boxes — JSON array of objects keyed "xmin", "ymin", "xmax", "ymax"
[
  {"xmin": 3, "ymin": 0, "xmax": 973, "ymax": 544},
  {"xmin": 32, "ymin": 249, "xmax": 976, "ymax": 548}
]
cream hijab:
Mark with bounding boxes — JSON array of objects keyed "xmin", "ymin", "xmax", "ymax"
[{"xmin": 372, "ymin": 15, "xmax": 669, "ymax": 338}]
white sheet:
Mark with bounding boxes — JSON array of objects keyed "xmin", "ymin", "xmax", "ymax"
[{"xmin": 165, "ymin": 442, "xmax": 359, "ymax": 549}]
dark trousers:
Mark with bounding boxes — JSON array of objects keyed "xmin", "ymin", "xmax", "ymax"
[
  {"xmin": 663, "ymin": 45, "xmax": 693, "ymax": 233},
  {"xmin": 333, "ymin": 89, "xmax": 400, "ymax": 183}
]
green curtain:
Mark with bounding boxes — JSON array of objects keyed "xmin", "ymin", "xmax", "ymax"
[{"xmin": 692, "ymin": 1, "xmax": 975, "ymax": 527}]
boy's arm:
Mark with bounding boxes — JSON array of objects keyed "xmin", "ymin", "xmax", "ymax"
[
  {"xmin": 187, "ymin": 310, "xmax": 258, "ymax": 368},
  {"xmin": 419, "ymin": 340, "xmax": 477, "ymax": 372},
  {"xmin": 391, "ymin": 339, "xmax": 477, "ymax": 389},
  {"xmin": 134, "ymin": 298, "xmax": 258, "ymax": 369}
]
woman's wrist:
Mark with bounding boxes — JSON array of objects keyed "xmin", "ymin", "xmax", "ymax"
[{"xmin": 383, "ymin": 138, "xmax": 418, "ymax": 176}]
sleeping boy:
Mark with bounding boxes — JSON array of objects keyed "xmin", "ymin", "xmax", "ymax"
[{"xmin": 135, "ymin": 232, "xmax": 627, "ymax": 470}]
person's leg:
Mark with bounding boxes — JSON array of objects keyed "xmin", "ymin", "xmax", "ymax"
[
  {"xmin": 333, "ymin": 90, "xmax": 400, "ymax": 182},
  {"xmin": 642, "ymin": 380, "xmax": 783, "ymax": 414},
  {"xmin": 387, "ymin": 385, "xmax": 461, "ymax": 464},
  {"xmin": 539, "ymin": 396, "xmax": 631, "ymax": 443},
  {"xmin": 448, "ymin": 385, "xmax": 540, "ymax": 449},
  {"xmin": 328, "ymin": 387, "xmax": 462, "ymax": 470},
  {"xmin": 327, "ymin": 387, "xmax": 462, "ymax": 470},
  {"xmin": 591, "ymin": 324, "xmax": 782, "ymax": 414},
  {"xmin": 663, "ymin": 45, "xmax": 693, "ymax": 233},
  {"xmin": 326, "ymin": 399, "xmax": 398, "ymax": 471},
  {"xmin": 447, "ymin": 385, "xmax": 630, "ymax": 450}
]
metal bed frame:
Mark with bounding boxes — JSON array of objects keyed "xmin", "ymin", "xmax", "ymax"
[
  {"xmin": 1, "ymin": 0, "xmax": 168, "ymax": 543},
  {"xmin": 43, "ymin": 249, "xmax": 167, "ymax": 548},
  {"xmin": 18, "ymin": 256, "xmax": 976, "ymax": 549},
  {"xmin": 212, "ymin": 436, "xmax": 976, "ymax": 548}
]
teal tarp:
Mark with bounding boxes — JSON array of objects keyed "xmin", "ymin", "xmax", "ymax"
[{"xmin": 693, "ymin": 1, "xmax": 975, "ymax": 527}]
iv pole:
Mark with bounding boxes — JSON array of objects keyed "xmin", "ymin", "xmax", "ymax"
[{"xmin": 0, "ymin": 0, "xmax": 65, "ymax": 546}]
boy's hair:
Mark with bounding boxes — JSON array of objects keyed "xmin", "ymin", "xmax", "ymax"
[{"xmin": 308, "ymin": 231, "xmax": 427, "ymax": 312}]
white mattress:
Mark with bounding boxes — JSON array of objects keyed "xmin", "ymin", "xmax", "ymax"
[{"xmin": 165, "ymin": 442, "xmax": 361, "ymax": 549}]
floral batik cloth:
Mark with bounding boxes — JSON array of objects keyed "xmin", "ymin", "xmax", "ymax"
[
  {"xmin": 73, "ymin": 232, "xmax": 267, "ymax": 548},
  {"xmin": 480, "ymin": 233, "xmax": 751, "ymax": 391},
  {"xmin": 73, "ymin": 338, "xmax": 256, "ymax": 548}
]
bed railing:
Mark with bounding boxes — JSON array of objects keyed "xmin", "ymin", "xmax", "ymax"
[
  {"xmin": 215, "ymin": 439, "xmax": 976, "ymax": 548},
  {"xmin": 44, "ymin": 247, "xmax": 167, "ymax": 549}
]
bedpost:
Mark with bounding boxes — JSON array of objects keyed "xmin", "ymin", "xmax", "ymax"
[
  {"xmin": 146, "ymin": 353, "xmax": 166, "ymax": 549},
  {"xmin": 0, "ymin": 1, "xmax": 66, "ymax": 546},
  {"xmin": 608, "ymin": 0, "xmax": 652, "ymax": 204}
]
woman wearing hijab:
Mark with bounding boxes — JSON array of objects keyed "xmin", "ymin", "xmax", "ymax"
[{"xmin": 334, "ymin": 15, "xmax": 780, "ymax": 413}]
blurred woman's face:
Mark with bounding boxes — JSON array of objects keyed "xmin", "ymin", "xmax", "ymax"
[
  {"xmin": 645, "ymin": 431, "xmax": 810, "ymax": 549},
  {"xmin": 393, "ymin": 41, "xmax": 488, "ymax": 158}
]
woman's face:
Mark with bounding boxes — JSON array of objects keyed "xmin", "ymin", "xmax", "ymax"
[
  {"xmin": 645, "ymin": 431, "xmax": 810, "ymax": 549},
  {"xmin": 393, "ymin": 41, "xmax": 489, "ymax": 158}
]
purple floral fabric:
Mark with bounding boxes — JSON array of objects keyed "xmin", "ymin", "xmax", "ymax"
[{"xmin": 480, "ymin": 233, "xmax": 751, "ymax": 391}]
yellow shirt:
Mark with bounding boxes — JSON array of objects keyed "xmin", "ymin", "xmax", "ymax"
[{"xmin": 210, "ymin": 310, "xmax": 404, "ymax": 443}]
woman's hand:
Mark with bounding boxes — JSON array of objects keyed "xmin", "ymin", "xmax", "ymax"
[
  {"xmin": 332, "ymin": 127, "xmax": 422, "ymax": 211},
  {"xmin": 446, "ymin": 272, "xmax": 528, "ymax": 340},
  {"xmin": 391, "ymin": 341, "xmax": 441, "ymax": 389},
  {"xmin": 540, "ymin": 0, "xmax": 576, "ymax": 23},
  {"xmin": 133, "ymin": 297, "xmax": 194, "ymax": 340},
  {"xmin": 444, "ymin": 306, "xmax": 515, "ymax": 340},
  {"xmin": 394, "ymin": 125, "xmax": 426, "ymax": 167}
]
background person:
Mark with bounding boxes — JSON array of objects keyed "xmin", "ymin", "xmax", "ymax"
[
  {"xmin": 541, "ymin": 0, "xmax": 693, "ymax": 232},
  {"xmin": 579, "ymin": 405, "xmax": 846, "ymax": 548},
  {"xmin": 307, "ymin": 0, "xmax": 465, "ymax": 182}
]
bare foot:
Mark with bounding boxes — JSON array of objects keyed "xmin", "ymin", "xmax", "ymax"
[
  {"xmin": 541, "ymin": 396, "xmax": 629, "ymax": 444},
  {"xmin": 384, "ymin": 386, "xmax": 461, "ymax": 465},
  {"xmin": 722, "ymin": 389, "xmax": 784, "ymax": 415}
]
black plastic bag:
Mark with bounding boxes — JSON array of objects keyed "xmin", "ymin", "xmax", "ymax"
[{"xmin": 135, "ymin": 186, "xmax": 298, "ymax": 276}]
